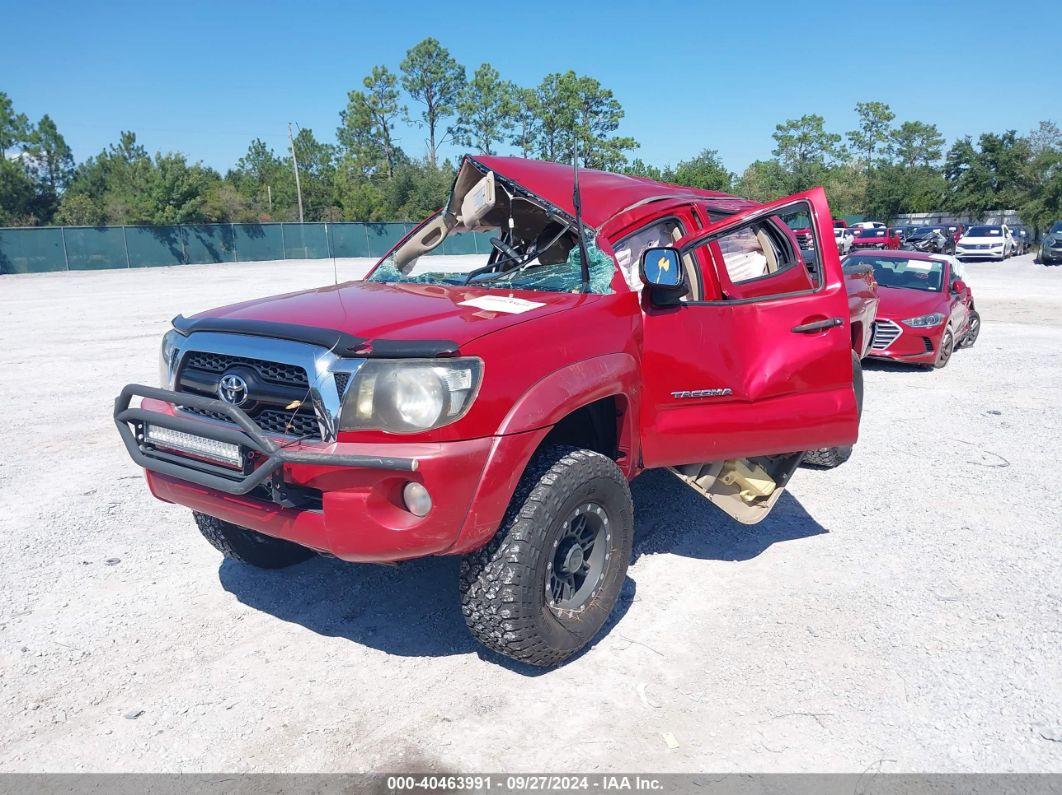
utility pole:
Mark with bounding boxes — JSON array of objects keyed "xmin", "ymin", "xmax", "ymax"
[{"xmin": 288, "ymin": 122, "xmax": 304, "ymax": 224}]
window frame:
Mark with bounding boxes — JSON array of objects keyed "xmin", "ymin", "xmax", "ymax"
[
  {"xmin": 611, "ymin": 212, "xmax": 701, "ymax": 299},
  {"xmin": 676, "ymin": 198, "xmax": 829, "ymax": 307}
]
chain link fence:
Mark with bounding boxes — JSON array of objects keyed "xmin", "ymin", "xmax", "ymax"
[{"xmin": 0, "ymin": 222, "xmax": 493, "ymax": 275}]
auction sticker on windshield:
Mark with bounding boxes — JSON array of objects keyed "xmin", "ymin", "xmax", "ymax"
[{"xmin": 459, "ymin": 296, "xmax": 546, "ymax": 314}]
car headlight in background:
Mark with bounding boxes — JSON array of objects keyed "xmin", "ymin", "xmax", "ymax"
[
  {"xmin": 339, "ymin": 358, "xmax": 483, "ymax": 434},
  {"xmin": 159, "ymin": 329, "xmax": 181, "ymax": 387},
  {"xmin": 902, "ymin": 313, "xmax": 946, "ymax": 328}
]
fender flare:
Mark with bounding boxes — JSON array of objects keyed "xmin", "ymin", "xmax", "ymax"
[
  {"xmin": 495, "ymin": 352, "xmax": 641, "ymax": 437},
  {"xmin": 447, "ymin": 352, "xmax": 641, "ymax": 555}
]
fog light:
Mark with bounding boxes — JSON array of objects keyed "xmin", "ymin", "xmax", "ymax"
[{"xmin": 402, "ymin": 482, "xmax": 432, "ymax": 517}]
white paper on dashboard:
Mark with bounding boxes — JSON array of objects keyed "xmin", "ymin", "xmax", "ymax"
[{"xmin": 459, "ymin": 295, "xmax": 547, "ymax": 314}]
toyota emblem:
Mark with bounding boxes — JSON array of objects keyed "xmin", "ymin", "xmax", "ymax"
[{"xmin": 218, "ymin": 373, "xmax": 249, "ymax": 406}]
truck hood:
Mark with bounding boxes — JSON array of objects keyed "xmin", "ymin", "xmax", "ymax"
[
  {"xmin": 185, "ymin": 279, "xmax": 592, "ymax": 352},
  {"xmin": 875, "ymin": 285, "xmax": 946, "ymax": 320}
]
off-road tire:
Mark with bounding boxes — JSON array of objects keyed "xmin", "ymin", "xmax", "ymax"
[
  {"xmin": 459, "ymin": 446, "xmax": 634, "ymax": 667},
  {"xmin": 960, "ymin": 311, "xmax": 980, "ymax": 349},
  {"xmin": 193, "ymin": 511, "xmax": 315, "ymax": 569},
  {"xmin": 801, "ymin": 351, "xmax": 863, "ymax": 470},
  {"xmin": 801, "ymin": 445, "xmax": 853, "ymax": 469}
]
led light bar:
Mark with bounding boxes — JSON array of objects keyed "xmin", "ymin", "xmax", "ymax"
[{"xmin": 144, "ymin": 425, "xmax": 243, "ymax": 469}]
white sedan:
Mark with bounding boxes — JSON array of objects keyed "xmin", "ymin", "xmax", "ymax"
[
  {"xmin": 834, "ymin": 226, "xmax": 854, "ymax": 254},
  {"xmin": 956, "ymin": 224, "xmax": 1014, "ymax": 261}
]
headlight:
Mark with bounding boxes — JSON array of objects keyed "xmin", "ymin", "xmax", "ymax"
[
  {"xmin": 159, "ymin": 329, "xmax": 181, "ymax": 387},
  {"xmin": 340, "ymin": 358, "xmax": 483, "ymax": 434},
  {"xmin": 991, "ymin": 242, "xmax": 1003, "ymax": 248},
  {"xmin": 902, "ymin": 313, "xmax": 946, "ymax": 328}
]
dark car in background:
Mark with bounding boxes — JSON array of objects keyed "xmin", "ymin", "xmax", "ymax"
[
  {"xmin": 1040, "ymin": 221, "xmax": 1062, "ymax": 265},
  {"xmin": 902, "ymin": 226, "xmax": 955, "ymax": 254}
]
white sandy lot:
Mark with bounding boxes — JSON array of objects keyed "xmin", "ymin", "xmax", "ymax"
[{"xmin": 0, "ymin": 253, "xmax": 1060, "ymax": 773}]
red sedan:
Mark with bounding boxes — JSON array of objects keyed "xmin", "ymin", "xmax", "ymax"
[
  {"xmin": 843, "ymin": 250, "xmax": 980, "ymax": 368},
  {"xmin": 851, "ymin": 227, "xmax": 902, "ymax": 250}
]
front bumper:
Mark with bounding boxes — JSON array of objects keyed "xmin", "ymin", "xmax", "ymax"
[
  {"xmin": 957, "ymin": 248, "xmax": 1004, "ymax": 259},
  {"xmin": 115, "ymin": 385, "xmax": 542, "ymax": 562},
  {"xmin": 866, "ymin": 321, "xmax": 942, "ymax": 364},
  {"xmin": 1041, "ymin": 247, "xmax": 1062, "ymax": 263}
]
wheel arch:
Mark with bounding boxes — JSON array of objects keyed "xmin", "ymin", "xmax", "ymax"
[{"xmin": 447, "ymin": 353, "xmax": 641, "ymax": 555}]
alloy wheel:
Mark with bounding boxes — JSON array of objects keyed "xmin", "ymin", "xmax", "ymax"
[{"xmin": 547, "ymin": 503, "xmax": 610, "ymax": 610}]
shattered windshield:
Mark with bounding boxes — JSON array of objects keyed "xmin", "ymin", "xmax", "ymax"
[
  {"xmin": 368, "ymin": 218, "xmax": 615, "ymax": 294},
  {"xmin": 366, "ymin": 162, "xmax": 616, "ymax": 295}
]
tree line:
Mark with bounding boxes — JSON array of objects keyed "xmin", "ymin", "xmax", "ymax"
[{"xmin": 2, "ymin": 43, "xmax": 1060, "ymax": 232}]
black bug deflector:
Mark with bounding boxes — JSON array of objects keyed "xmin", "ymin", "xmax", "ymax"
[{"xmin": 114, "ymin": 384, "xmax": 418, "ymax": 496}]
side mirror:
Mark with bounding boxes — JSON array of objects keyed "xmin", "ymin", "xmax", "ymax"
[
  {"xmin": 639, "ymin": 247, "xmax": 688, "ymax": 305},
  {"xmin": 953, "ymin": 279, "xmax": 967, "ymax": 294}
]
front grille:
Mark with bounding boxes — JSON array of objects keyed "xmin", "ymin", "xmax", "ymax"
[
  {"xmin": 334, "ymin": 372, "xmax": 351, "ymax": 396},
  {"xmin": 177, "ymin": 350, "xmax": 321, "ymax": 440},
  {"xmin": 871, "ymin": 320, "xmax": 902, "ymax": 351},
  {"xmin": 184, "ymin": 352, "xmax": 309, "ymax": 387},
  {"xmin": 179, "ymin": 405, "xmax": 322, "ymax": 440},
  {"xmin": 256, "ymin": 409, "xmax": 321, "ymax": 438}
]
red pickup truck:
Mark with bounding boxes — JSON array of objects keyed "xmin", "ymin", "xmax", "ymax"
[{"xmin": 115, "ymin": 156, "xmax": 864, "ymax": 666}]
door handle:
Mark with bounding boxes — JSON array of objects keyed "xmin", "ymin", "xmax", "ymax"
[{"xmin": 792, "ymin": 317, "xmax": 843, "ymax": 333}]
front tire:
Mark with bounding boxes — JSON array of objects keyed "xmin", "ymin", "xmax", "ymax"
[
  {"xmin": 960, "ymin": 311, "xmax": 981, "ymax": 349},
  {"xmin": 193, "ymin": 512, "xmax": 315, "ymax": 569},
  {"xmin": 460, "ymin": 446, "xmax": 634, "ymax": 667},
  {"xmin": 934, "ymin": 330, "xmax": 954, "ymax": 369}
]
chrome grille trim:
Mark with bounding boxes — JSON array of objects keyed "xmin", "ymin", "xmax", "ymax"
[
  {"xmin": 871, "ymin": 319, "xmax": 902, "ymax": 351},
  {"xmin": 162, "ymin": 331, "xmax": 364, "ymax": 442}
]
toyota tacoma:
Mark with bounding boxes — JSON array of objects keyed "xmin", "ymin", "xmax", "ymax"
[{"xmin": 115, "ymin": 156, "xmax": 864, "ymax": 666}]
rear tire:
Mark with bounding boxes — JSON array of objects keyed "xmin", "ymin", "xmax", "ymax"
[
  {"xmin": 193, "ymin": 511, "xmax": 315, "ymax": 569},
  {"xmin": 800, "ymin": 352, "xmax": 862, "ymax": 470},
  {"xmin": 801, "ymin": 446, "xmax": 853, "ymax": 468},
  {"xmin": 460, "ymin": 446, "xmax": 634, "ymax": 667}
]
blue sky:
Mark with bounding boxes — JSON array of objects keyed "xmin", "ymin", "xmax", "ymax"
[{"xmin": 2, "ymin": 0, "xmax": 1059, "ymax": 175}]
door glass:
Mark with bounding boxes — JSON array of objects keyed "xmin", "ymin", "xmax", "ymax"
[{"xmin": 694, "ymin": 203, "xmax": 821, "ymax": 300}]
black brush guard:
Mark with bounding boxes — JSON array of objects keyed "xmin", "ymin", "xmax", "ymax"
[{"xmin": 114, "ymin": 384, "xmax": 418, "ymax": 496}]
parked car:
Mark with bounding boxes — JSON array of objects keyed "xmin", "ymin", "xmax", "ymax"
[
  {"xmin": 848, "ymin": 250, "xmax": 979, "ymax": 368},
  {"xmin": 850, "ymin": 221, "xmax": 886, "ymax": 230},
  {"xmin": 1008, "ymin": 224, "xmax": 1031, "ymax": 254},
  {"xmin": 902, "ymin": 226, "xmax": 955, "ymax": 254},
  {"xmin": 834, "ymin": 225, "xmax": 854, "ymax": 255},
  {"xmin": 851, "ymin": 227, "xmax": 902, "ymax": 250},
  {"xmin": 956, "ymin": 224, "xmax": 1014, "ymax": 260},
  {"xmin": 113, "ymin": 156, "xmax": 865, "ymax": 666},
  {"xmin": 1039, "ymin": 220, "xmax": 1062, "ymax": 265}
]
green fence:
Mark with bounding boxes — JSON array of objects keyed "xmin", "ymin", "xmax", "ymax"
[{"xmin": 0, "ymin": 222, "xmax": 494, "ymax": 275}]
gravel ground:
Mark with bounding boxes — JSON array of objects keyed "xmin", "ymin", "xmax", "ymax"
[{"xmin": 0, "ymin": 253, "xmax": 1060, "ymax": 773}]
